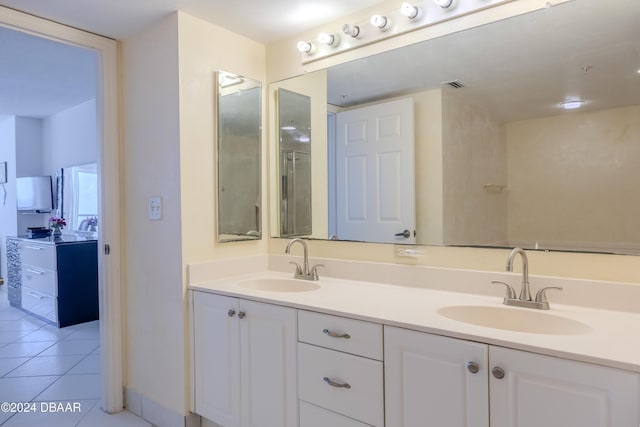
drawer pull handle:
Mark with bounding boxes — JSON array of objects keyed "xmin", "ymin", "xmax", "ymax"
[
  {"xmin": 27, "ymin": 292, "xmax": 44, "ymax": 300},
  {"xmin": 323, "ymin": 377, "xmax": 351, "ymax": 389},
  {"xmin": 25, "ymin": 246, "xmax": 44, "ymax": 250},
  {"xmin": 322, "ymin": 329, "xmax": 351, "ymax": 339},
  {"xmin": 26, "ymin": 269, "xmax": 45, "ymax": 275}
]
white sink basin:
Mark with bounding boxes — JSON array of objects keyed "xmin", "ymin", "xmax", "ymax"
[
  {"xmin": 237, "ymin": 278, "xmax": 320, "ymax": 292},
  {"xmin": 437, "ymin": 305, "xmax": 592, "ymax": 335}
]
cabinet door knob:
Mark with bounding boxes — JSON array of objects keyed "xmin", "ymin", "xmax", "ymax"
[
  {"xmin": 323, "ymin": 377, "xmax": 351, "ymax": 389},
  {"xmin": 322, "ymin": 329, "xmax": 351, "ymax": 339},
  {"xmin": 466, "ymin": 361, "xmax": 480, "ymax": 374},
  {"xmin": 492, "ymin": 366, "xmax": 505, "ymax": 379},
  {"xmin": 227, "ymin": 309, "xmax": 236, "ymax": 317},
  {"xmin": 238, "ymin": 311, "xmax": 246, "ymax": 319}
]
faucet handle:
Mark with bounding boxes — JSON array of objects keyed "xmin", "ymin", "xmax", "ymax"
[
  {"xmin": 289, "ymin": 261, "xmax": 302, "ymax": 275},
  {"xmin": 534, "ymin": 286, "xmax": 563, "ymax": 303},
  {"xmin": 310, "ymin": 264, "xmax": 324, "ymax": 280},
  {"xmin": 491, "ymin": 280, "xmax": 516, "ymax": 300}
]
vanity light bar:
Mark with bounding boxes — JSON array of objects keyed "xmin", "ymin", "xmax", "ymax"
[{"xmin": 297, "ymin": 0, "xmax": 570, "ymax": 64}]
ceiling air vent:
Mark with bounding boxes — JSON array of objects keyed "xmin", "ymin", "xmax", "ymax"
[{"xmin": 442, "ymin": 80, "xmax": 465, "ymax": 89}]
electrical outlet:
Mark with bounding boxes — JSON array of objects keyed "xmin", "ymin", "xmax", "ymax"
[
  {"xmin": 149, "ymin": 197, "xmax": 162, "ymax": 220},
  {"xmin": 396, "ymin": 247, "xmax": 423, "ymax": 257}
]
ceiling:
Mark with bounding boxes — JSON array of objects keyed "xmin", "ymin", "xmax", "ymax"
[
  {"xmin": 0, "ymin": 0, "xmax": 386, "ymax": 42},
  {"xmin": 0, "ymin": 0, "xmax": 385, "ymax": 118},
  {"xmin": 326, "ymin": 0, "xmax": 640, "ymax": 123},
  {"xmin": 0, "ymin": 0, "xmax": 638, "ymax": 121}
]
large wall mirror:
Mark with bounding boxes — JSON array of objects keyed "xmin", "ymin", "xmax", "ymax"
[
  {"xmin": 278, "ymin": 88, "xmax": 312, "ymax": 237},
  {"xmin": 270, "ymin": 0, "xmax": 640, "ymax": 255},
  {"xmin": 217, "ymin": 70, "xmax": 262, "ymax": 242}
]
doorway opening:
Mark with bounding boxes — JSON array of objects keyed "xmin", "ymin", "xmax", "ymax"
[{"xmin": 0, "ymin": 7, "xmax": 122, "ymax": 416}]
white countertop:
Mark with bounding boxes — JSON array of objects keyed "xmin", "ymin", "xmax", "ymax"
[{"xmin": 189, "ymin": 271, "xmax": 640, "ymax": 373}]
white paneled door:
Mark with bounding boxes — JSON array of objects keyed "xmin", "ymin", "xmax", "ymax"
[{"xmin": 335, "ymin": 97, "xmax": 416, "ymax": 243}]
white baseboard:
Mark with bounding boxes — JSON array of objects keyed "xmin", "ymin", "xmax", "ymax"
[{"xmin": 125, "ymin": 387, "xmax": 201, "ymax": 427}]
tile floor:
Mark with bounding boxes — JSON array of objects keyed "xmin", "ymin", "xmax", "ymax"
[{"xmin": 0, "ymin": 285, "xmax": 151, "ymax": 426}]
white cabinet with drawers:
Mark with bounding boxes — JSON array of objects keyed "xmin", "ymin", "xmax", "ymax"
[
  {"xmin": 191, "ymin": 284, "xmax": 640, "ymax": 427},
  {"xmin": 297, "ymin": 311, "xmax": 384, "ymax": 427},
  {"xmin": 7, "ymin": 237, "xmax": 98, "ymax": 327}
]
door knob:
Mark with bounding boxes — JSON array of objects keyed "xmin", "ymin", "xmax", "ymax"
[
  {"xmin": 238, "ymin": 311, "xmax": 246, "ymax": 319},
  {"xmin": 227, "ymin": 309, "xmax": 236, "ymax": 317},
  {"xmin": 395, "ymin": 229, "xmax": 411, "ymax": 238}
]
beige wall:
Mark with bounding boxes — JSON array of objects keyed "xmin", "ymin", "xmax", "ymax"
[
  {"xmin": 268, "ymin": 70, "xmax": 328, "ymax": 240},
  {"xmin": 122, "ymin": 11, "xmax": 268, "ymax": 415},
  {"xmin": 122, "ymin": 13, "xmax": 185, "ymax": 413},
  {"xmin": 412, "ymin": 89, "xmax": 444, "ymax": 245},
  {"xmin": 506, "ymin": 105, "xmax": 640, "ymax": 252},
  {"xmin": 178, "ymin": 13, "xmax": 267, "ymax": 264},
  {"xmin": 442, "ymin": 89, "xmax": 507, "ymax": 246}
]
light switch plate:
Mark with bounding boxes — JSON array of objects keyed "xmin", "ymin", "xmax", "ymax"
[{"xmin": 149, "ymin": 197, "xmax": 162, "ymax": 220}]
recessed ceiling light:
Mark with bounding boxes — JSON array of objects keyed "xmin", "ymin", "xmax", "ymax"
[
  {"xmin": 562, "ymin": 101, "xmax": 585, "ymax": 110},
  {"xmin": 636, "ymin": 67, "xmax": 640, "ymax": 74}
]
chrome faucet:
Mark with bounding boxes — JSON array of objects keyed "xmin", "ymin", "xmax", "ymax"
[
  {"xmin": 492, "ymin": 247, "xmax": 562, "ymax": 310},
  {"xmin": 506, "ymin": 247, "xmax": 531, "ymax": 301},
  {"xmin": 285, "ymin": 238, "xmax": 322, "ymax": 281}
]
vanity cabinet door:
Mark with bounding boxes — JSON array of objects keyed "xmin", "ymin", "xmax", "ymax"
[
  {"xmin": 238, "ymin": 299, "xmax": 298, "ymax": 427},
  {"xmin": 490, "ymin": 346, "xmax": 640, "ymax": 427},
  {"xmin": 193, "ymin": 292, "xmax": 240, "ymax": 427},
  {"xmin": 384, "ymin": 326, "xmax": 489, "ymax": 427},
  {"xmin": 192, "ymin": 292, "xmax": 297, "ymax": 427}
]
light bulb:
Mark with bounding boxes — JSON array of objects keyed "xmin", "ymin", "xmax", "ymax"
[
  {"xmin": 318, "ymin": 32, "xmax": 336, "ymax": 46},
  {"xmin": 433, "ymin": 0, "xmax": 454, "ymax": 8},
  {"xmin": 400, "ymin": 2, "xmax": 419, "ymax": 19},
  {"xmin": 342, "ymin": 24, "xmax": 360, "ymax": 38},
  {"xmin": 370, "ymin": 14, "xmax": 389, "ymax": 30},
  {"xmin": 296, "ymin": 41, "xmax": 313, "ymax": 54}
]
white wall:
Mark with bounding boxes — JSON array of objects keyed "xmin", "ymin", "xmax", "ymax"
[
  {"xmin": 14, "ymin": 117, "xmax": 47, "ymax": 233},
  {"xmin": 0, "ymin": 116, "xmax": 17, "ymax": 280},
  {"xmin": 15, "ymin": 117, "xmax": 43, "ymax": 176},
  {"xmin": 42, "ymin": 99, "xmax": 97, "ymax": 175}
]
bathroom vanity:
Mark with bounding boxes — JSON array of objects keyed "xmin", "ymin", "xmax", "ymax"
[
  {"xmin": 189, "ymin": 264, "xmax": 640, "ymax": 427},
  {"xmin": 6, "ymin": 235, "xmax": 99, "ymax": 327}
]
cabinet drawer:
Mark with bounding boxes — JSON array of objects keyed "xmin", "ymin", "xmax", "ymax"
[
  {"xmin": 298, "ymin": 343, "xmax": 383, "ymax": 427},
  {"xmin": 298, "ymin": 310, "xmax": 382, "ymax": 360},
  {"xmin": 300, "ymin": 401, "xmax": 373, "ymax": 427},
  {"xmin": 21, "ymin": 243, "xmax": 56, "ymax": 271},
  {"xmin": 21, "ymin": 286, "xmax": 57, "ymax": 323},
  {"xmin": 21, "ymin": 266, "xmax": 57, "ymax": 296}
]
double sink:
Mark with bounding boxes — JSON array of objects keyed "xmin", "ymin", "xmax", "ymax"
[{"xmin": 236, "ymin": 277, "xmax": 592, "ymax": 336}]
